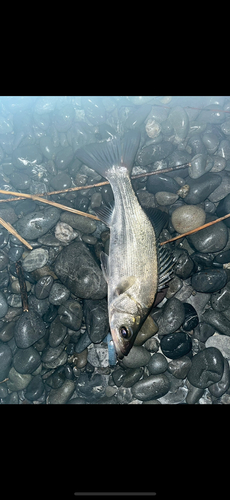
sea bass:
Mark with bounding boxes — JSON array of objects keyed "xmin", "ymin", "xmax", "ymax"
[{"xmin": 76, "ymin": 130, "xmax": 173, "ymax": 359}]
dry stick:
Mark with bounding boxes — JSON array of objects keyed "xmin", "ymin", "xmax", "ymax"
[
  {"xmin": 0, "ymin": 216, "xmax": 33, "ymax": 250},
  {"xmin": 15, "ymin": 260, "xmax": 29, "ymax": 312}
]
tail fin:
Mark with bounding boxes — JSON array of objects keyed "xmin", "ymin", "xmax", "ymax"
[{"xmin": 75, "ymin": 130, "xmax": 141, "ymax": 178}]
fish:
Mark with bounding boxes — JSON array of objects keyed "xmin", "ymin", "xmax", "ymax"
[{"xmin": 76, "ymin": 130, "xmax": 174, "ymax": 359}]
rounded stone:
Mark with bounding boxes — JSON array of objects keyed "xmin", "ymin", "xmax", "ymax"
[
  {"xmin": 13, "ymin": 346, "xmax": 41, "ymax": 374},
  {"xmin": 58, "ymin": 300, "xmax": 83, "ymax": 331},
  {"xmin": 183, "ymin": 173, "xmax": 222, "ymax": 204},
  {"xmin": 83, "ymin": 298, "xmax": 109, "ymax": 342},
  {"xmin": 205, "ymin": 333, "xmax": 230, "ymax": 359},
  {"xmin": 167, "ymin": 356, "xmax": 192, "ymax": 379},
  {"xmin": 60, "ymin": 212, "xmax": 97, "ymax": 234},
  {"xmin": 191, "ymin": 269, "xmax": 227, "ymax": 293},
  {"xmin": 48, "ymin": 379, "xmax": 75, "ymax": 404},
  {"xmin": 208, "ymin": 358, "xmax": 230, "ymax": 398},
  {"xmin": 120, "ymin": 346, "xmax": 151, "ymax": 368},
  {"xmin": 155, "ymin": 191, "xmax": 178, "ymax": 205},
  {"xmin": 7, "ymin": 367, "xmax": 32, "ymax": 391},
  {"xmin": 147, "ymin": 353, "xmax": 168, "ymax": 374},
  {"xmin": 0, "ymin": 291, "xmax": 8, "ymax": 318},
  {"xmin": 182, "ymin": 303, "xmax": 199, "ymax": 331},
  {"xmin": 48, "ymin": 282, "xmax": 70, "ymax": 305},
  {"xmin": 168, "ymin": 106, "xmax": 189, "ymax": 140},
  {"xmin": 189, "ymin": 154, "xmax": 213, "ymax": 178},
  {"xmin": 131, "ymin": 373, "xmax": 170, "ymax": 401},
  {"xmin": 160, "ymin": 331, "xmax": 192, "ymax": 359},
  {"xmin": 188, "ymin": 217, "xmax": 228, "ymax": 253},
  {"xmin": 25, "ymin": 375, "xmax": 45, "ymax": 401},
  {"xmin": 35, "ymin": 275, "xmax": 54, "ymax": 299},
  {"xmin": 187, "ymin": 347, "xmax": 224, "ymax": 389},
  {"xmin": 12, "ymin": 144, "xmax": 43, "ymax": 169},
  {"xmin": 14, "ymin": 310, "xmax": 46, "ymax": 348},
  {"xmin": 22, "ymin": 248, "xmax": 49, "ymax": 272},
  {"xmin": 15, "ymin": 207, "xmax": 60, "ymax": 240},
  {"xmin": 171, "ymin": 205, "xmax": 206, "ymax": 234},
  {"xmin": 159, "ymin": 297, "xmax": 185, "ymax": 335},
  {"xmin": 0, "ymin": 343, "xmax": 12, "ymax": 381},
  {"xmin": 48, "ymin": 316, "xmax": 67, "ymax": 347},
  {"xmin": 211, "ymin": 282, "xmax": 230, "ymax": 311},
  {"xmin": 202, "ymin": 309, "xmax": 230, "ymax": 336}
]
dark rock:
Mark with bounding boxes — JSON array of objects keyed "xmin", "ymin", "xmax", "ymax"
[
  {"xmin": 54, "ymin": 241, "xmax": 107, "ymax": 299},
  {"xmin": 15, "ymin": 207, "xmax": 60, "ymax": 240},
  {"xmin": 187, "ymin": 347, "xmax": 224, "ymax": 388},
  {"xmin": 158, "ymin": 297, "xmax": 185, "ymax": 335},
  {"xmin": 211, "ymin": 282, "xmax": 230, "ymax": 311},
  {"xmin": 160, "ymin": 331, "xmax": 192, "ymax": 359},
  {"xmin": 83, "ymin": 298, "xmax": 109, "ymax": 343},
  {"xmin": 12, "ymin": 144, "xmax": 43, "ymax": 169},
  {"xmin": 138, "ymin": 141, "xmax": 174, "ymax": 167},
  {"xmin": 216, "ymin": 193, "xmax": 230, "ymax": 227},
  {"xmin": 194, "ymin": 322, "xmax": 215, "ymax": 343},
  {"xmin": 48, "ymin": 379, "xmax": 75, "ymax": 404},
  {"xmin": 168, "ymin": 106, "xmax": 189, "ymax": 139},
  {"xmin": 214, "ymin": 249, "xmax": 230, "ymax": 264},
  {"xmin": 183, "ymin": 173, "xmax": 222, "ymax": 204},
  {"xmin": 167, "ymin": 356, "xmax": 192, "ymax": 379},
  {"xmin": 74, "ymin": 331, "xmax": 92, "ymax": 353},
  {"xmin": 81, "ymin": 97, "xmax": 106, "ymax": 126},
  {"xmin": 0, "ymin": 250, "xmax": 9, "ymax": 270},
  {"xmin": 48, "ymin": 282, "xmax": 70, "ymax": 305},
  {"xmin": 131, "ymin": 373, "xmax": 170, "ymax": 401},
  {"xmin": 0, "ymin": 291, "xmax": 8, "ymax": 318},
  {"xmin": 120, "ymin": 346, "xmax": 151, "ymax": 368},
  {"xmin": 28, "ymin": 294, "xmax": 50, "ymax": 317},
  {"xmin": 48, "ymin": 316, "xmax": 67, "ymax": 347},
  {"xmin": 14, "ymin": 310, "xmax": 46, "ymax": 348},
  {"xmin": 188, "ymin": 216, "xmax": 228, "ymax": 253},
  {"xmin": 173, "ymin": 249, "xmax": 195, "ymax": 279},
  {"xmin": 25, "ymin": 375, "xmax": 45, "ymax": 401},
  {"xmin": 182, "ymin": 303, "xmax": 199, "ymax": 331},
  {"xmin": 147, "ymin": 352, "xmax": 168, "ymax": 374},
  {"xmin": 0, "ymin": 343, "xmax": 12, "ymax": 381},
  {"xmin": 13, "ymin": 346, "xmax": 41, "ymax": 374},
  {"xmin": 122, "ymin": 367, "xmax": 143, "ymax": 388},
  {"xmin": 58, "ymin": 300, "xmax": 83, "ymax": 331},
  {"xmin": 35, "ymin": 275, "xmax": 54, "ymax": 299},
  {"xmin": 191, "ymin": 269, "xmax": 227, "ymax": 293},
  {"xmin": 202, "ymin": 309, "xmax": 230, "ymax": 336},
  {"xmin": 124, "ymin": 103, "xmax": 152, "ymax": 130},
  {"xmin": 208, "ymin": 358, "xmax": 230, "ymax": 398},
  {"xmin": 147, "ymin": 172, "xmax": 179, "ymax": 194}
]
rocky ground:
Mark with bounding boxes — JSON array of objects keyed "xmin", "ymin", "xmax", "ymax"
[{"xmin": 0, "ymin": 95, "xmax": 230, "ymax": 404}]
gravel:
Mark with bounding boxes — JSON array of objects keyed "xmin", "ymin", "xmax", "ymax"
[{"xmin": 1, "ymin": 95, "xmax": 230, "ymax": 404}]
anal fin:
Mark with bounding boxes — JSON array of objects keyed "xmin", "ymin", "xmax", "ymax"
[{"xmin": 158, "ymin": 244, "xmax": 175, "ymax": 290}]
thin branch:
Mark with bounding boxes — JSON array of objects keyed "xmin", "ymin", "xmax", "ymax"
[{"xmin": 0, "ymin": 216, "xmax": 33, "ymax": 249}]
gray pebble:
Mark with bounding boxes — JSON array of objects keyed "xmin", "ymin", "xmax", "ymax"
[
  {"xmin": 54, "ymin": 241, "xmax": 107, "ymax": 300},
  {"xmin": 188, "ymin": 217, "xmax": 228, "ymax": 253},
  {"xmin": 183, "ymin": 173, "xmax": 222, "ymax": 204},
  {"xmin": 60, "ymin": 212, "xmax": 97, "ymax": 234},
  {"xmin": 202, "ymin": 309, "xmax": 230, "ymax": 336},
  {"xmin": 41, "ymin": 343, "xmax": 65, "ymax": 363},
  {"xmin": 48, "ymin": 316, "xmax": 67, "ymax": 347},
  {"xmin": 202, "ymin": 133, "xmax": 219, "ymax": 154},
  {"xmin": 168, "ymin": 106, "xmax": 189, "ymax": 140},
  {"xmin": 54, "ymin": 222, "xmax": 78, "ymax": 244},
  {"xmin": 22, "ymin": 248, "xmax": 49, "ymax": 272},
  {"xmin": 120, "ymin": 346, "xmax": 151, "ymax": 368},
  {"xmin": 83, "ymin": 298, "xmax": 109, "ymax": 343},
  {"xmin": 131, "ymin": 373, "xmax": 170, "ymax": 401},
  {"xmin": 155, "ymin": 191, "xmax": 178, "ymax": 205},
  {"xmin": 42, "ymin": 350, "xmax": 67, "ymax": 369},
  {"xmin": 192, "ymin": 269, "xmax": 227, "ymax": 293},
  {"xmin": 211, "ymin": 282, "xmax": 230, "ymax": 311},
  {"xmin": 205, "ymin": 333, "xmax": 230, "ymax": 359},
  {"xmin": 189, "ymin": 154, "xmax": 213, "ymax": 178},
  {"xmin": 171, "ymin": 205, "xmax": 206, "ymax": 234},
  {"xmin": 47, "ymin": 379, "xmax": 75, "ymax": 404},
  {"xmin": 187, "ymin": 347, "xmax": 224, "ymax": 389},
  {"xmin": 15, "ymin": 207, "xmax": 60, "ymax": 240},
  {"xmin": 25, "ymin": 375, "xmax": 45, "ymax": 401},
  {"xmin": 13, "ymin": 346, "xmax": 41, "ymax": 374},
  {"xmin": 48, "ymin": 282, "xmax": 70, "ymax": 305},
  {"xmin": 7, "ymin": 367, "xmax": 32, "ymax": 391},
  {"xmin": 167, "ymin": 356, "xmax": 192, "ymax": 379},
  {"xmin": 0, "ymin": 291, "xmax": 8, "ymax": 318},
  {"xmin": 147, "ymin": 353, "xmax": 168, "ymax": 374},
  {"xmin": 157, "ymin": 297, "xmax": 185, "ymax": 335},
  {"xmin": 58, "ymin": 300, "xmax": 83, "ymax": 331},
  {"xmin": 15, "ymin": 310, "xmax": 46, "ymax": 348},
  {"xmin": 0, "ymin": 343, "xmax": 12, "ymax": 381},
  {"xmin": 35, "ymin": 275, "xmax": 54, "ymax": 299}
]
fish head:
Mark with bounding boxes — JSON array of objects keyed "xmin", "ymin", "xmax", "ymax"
[{"xmin": 109, "ymin": 293, "xmax": 145, "ymax": 359}]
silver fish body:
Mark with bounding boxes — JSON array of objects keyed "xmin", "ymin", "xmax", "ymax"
[{"xmin": 76, "ymin": 131, "xmax": 172, "ymax": 359}]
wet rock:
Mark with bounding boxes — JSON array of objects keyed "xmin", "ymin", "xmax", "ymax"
[
  {"xmin": 147, "ymin": 352, "xmax": 168, "ymax": 374},
  {"xmin": 147, "ymin": 172, "xmax": 179, "ymax": 194},
  {"xmin": 7, "ymin": 367, "xmax": 32, "ymax": 391},
  {"xmin": 0, "ymin": 291, "xmax": 8, "ymax": 318},
  {"xmin": 183, "ymin": 173, "xmax": 222, "ymax": 204},
  {"xmin": 202, "ymin": 132, "xmax": 220, "ymax": 154},
  {"xmin": 171, "ymin": 205, "xmax": 206, "ymax": 233},
  {"xmin": 14, "ymin": 310, "xmax": 46, "ymax": 348},
  {"xmin": 47, "ymin": 379, "xmax": 75, "ymax": 404},
  {"xmin": 187, "ymin": 347, "xmax": 224, "ymax": 388},
  {"xmin": 202, "ymin": 309, "xmax": 230, "ymax": 336},
  {"xmin": 83, "ymin": 298, "xmax": 109, "ymax": 343},
  {"xmin": 0, "ymin": 207, "xmax": 18, "ymax": 225},
  {"xmin": 58, "ymin": 300, "xmax": 83, "ymax": 331},
  {"xmin": 208, "ymin": 358, "xmax": 230, "ymax": 398},
  {"xmin": 211, "ymin": 282, "xmax": 230, "ymax": 311},
  {"xmin": 22, "ymin": 248, "xmax": 49, "ymax": 272},
  {"xmin": 15, "ymin": 207, "xmax": 60, "ymax": 240},
  {"xmin": 189, "ymin": 154, "xmax": 213, "ymax": 178},
  {"xmin": 191, "ymin": 269, "xmax": 227, "ymax": 293},
  {"xmin": 205, "ymin": 332, "xmax": 230, "ymax": 359},
  {"xmin": 54, "ymin": 241, "xmax": 107, "ymax": 299},
  {"xmin": 48, "ymin": 316, "xmax": 67, "ymax": 347},
  {"xmin": 12, "ymin": 144, "xmax": 43, "ymax": 169},
  {"xmin": 60, "ymin": 212, "xmax": 97, "ymax": 234},
  {"xmin": 131, "ymin": 373, "xmax": 170, "ymax": 401},
  {"xmin": 216, "ymin": 192, "xmax": 230, "ymax": 227},
  {"xmin": 173, "ymin": 249, "xmax": 194, "ymax": 279},
  {"xmin": 182, "ymin": 303, "xmax": 199, "ymax": 331},
  {"xmin": 155, "ymin": 191, "xmax": 178, "ymax": 205},
  {"xmin": 0, "ymin": 343, "xmax": 12, "ymax": 381},
  {"xmin": 13, "ymin": 346, "xmax": 41, "ymax": 374},
  {"xmin": 54, "ymin": 222, "xmax": 78, "ymax": 244},
  {"xmin": 157, "ymin": 297, "xmax": 185, "ymax": 335},
  {"xmin": 122, "ymin": 367, "xmax": 143, "ymax": 387},
  {"xmin": 25, "ymin": 375, "xmax": 45, "ymax": 401},
  {"xmin": 81, "ymin": 97, "xmax": 106, "ymax": 126},
  {"xmin": 138, "ymin": 141, "xmax": 174, "ymax": 167},
  {"xmin": 48, "ymin": 282, "xmax": 70, "ymax": 305},
  {"xmin": 120, "ymin": 346, "xmax": 151, "ymax": 368},
  {"xmin": 189, "ymin": 216, "xmax": 228, "ymax": 253},
  {"xmin": 168, "ymin": 106, "xmax": 189, "ymax": 140},
  {"xmin": 167, "ymin": 355, "xmax": 192, "ymax": 379},
  {"xmin": 35, "ymin": 275, "xmax": 54, "ymax": 299},
  {"xmin": 160, "ymin": 332, "xmax": 192, "ymax": 359}
]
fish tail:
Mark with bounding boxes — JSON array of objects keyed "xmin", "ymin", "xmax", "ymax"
[{"xmin": 75, "ymin": 130, "xmax": 141, "ymax": 179}]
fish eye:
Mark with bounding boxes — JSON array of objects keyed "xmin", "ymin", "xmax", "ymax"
[{"xmin": 119, "ymin": 325, "xmax": 132, "ymax": 340}]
